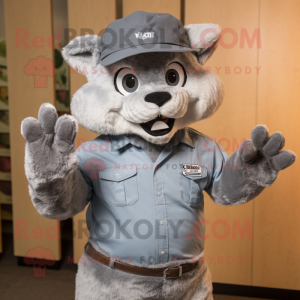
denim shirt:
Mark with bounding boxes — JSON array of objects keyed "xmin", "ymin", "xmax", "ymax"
[{"xmin": 77, "ymin": 128, "xmax": 227, "ymax": 265}]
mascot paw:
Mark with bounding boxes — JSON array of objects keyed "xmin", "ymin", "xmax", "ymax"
[
  {"xmin": 238, "ymin": 125, "xmax": 296, "ymax": 187},
  {"xmin": 21, "ymin": 103, "xmax": 78, "ymax": 180}
]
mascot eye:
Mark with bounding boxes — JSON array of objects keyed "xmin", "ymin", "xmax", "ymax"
[
  {"xmin": 115, "ymin": 68, "xmax": 139, "ymax": 96},
  {"xmin": 165, "ymin": 62, "xmax": 186, "ymax": 87}
]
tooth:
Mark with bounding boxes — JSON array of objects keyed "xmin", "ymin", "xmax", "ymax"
[{"xmin": 151, "ymin": 121, "xmax": 169, "ymax": 131}]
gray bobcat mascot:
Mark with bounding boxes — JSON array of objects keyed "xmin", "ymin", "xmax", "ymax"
[{"xmin": 21, "ymin": 11, "xmax": 295, "ymax": 300}]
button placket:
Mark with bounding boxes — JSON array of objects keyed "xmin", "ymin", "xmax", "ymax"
[{"xmin": 153, "ymin": 166, "xmax": 168, "ymax": 264}]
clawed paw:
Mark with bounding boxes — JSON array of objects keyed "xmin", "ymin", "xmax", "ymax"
[
  {"xmin": 21, "ymin": 103, "xmax": 78, "ymax": 177},
  {"xmin": 21, "ymin": 103, "xmax": 78, "ymax": 149},
  {"xmin": 237, "ymin": 125, "xmax": 296, "ymax": 186}
]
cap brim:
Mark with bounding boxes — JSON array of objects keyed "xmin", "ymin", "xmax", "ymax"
[{"xmin": 100, "ymin": 44, "xmax": 193, "ymax": 67}]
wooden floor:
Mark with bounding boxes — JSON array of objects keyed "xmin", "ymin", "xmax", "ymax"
[{"xmin": 214, "ymin": 297, "xmax": 271, "ymax": 300}]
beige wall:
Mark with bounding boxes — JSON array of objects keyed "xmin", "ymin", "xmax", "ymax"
[{"xmin": 253, "ymin": 0, "xmax": 300, "ymax": 289}]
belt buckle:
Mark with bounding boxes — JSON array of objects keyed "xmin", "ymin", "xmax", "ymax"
[{"xmin": 163, "ymin": 265, "xmax": 182, "ymax": 279}]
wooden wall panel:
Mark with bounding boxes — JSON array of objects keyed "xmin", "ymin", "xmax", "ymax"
[
  {"xmin": 253, "ymin": 0, "xmax": 300, "ymax": 290},
  {"xmin": 4, "ymin": 0, "xmax": 61, "ymax": 260},
  {"xmin": 123, "ymin": 0, "xmax": 181, "ymax": 20},
  {"xmin": 67, "ymin": 0, "xmax": 117, "ymax": 263},
  {"xmin": 185, "ymin": 0, "xmax": 260, "ymax": 285}
]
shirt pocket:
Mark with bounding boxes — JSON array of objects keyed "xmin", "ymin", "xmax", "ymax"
[
  {"xmin": 179, "ymin": 168, "xmax": 208, "ymax": 206},
  {"xmin": 99, "ymin": 167, "xmax": 138, "ymax": 207}
]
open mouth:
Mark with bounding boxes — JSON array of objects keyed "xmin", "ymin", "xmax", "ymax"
[{"xmin": 140, "ymin": 116, "xmax": 175, "ymax": 136}]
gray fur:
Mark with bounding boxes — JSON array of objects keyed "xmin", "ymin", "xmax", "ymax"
[
  {"xmin": 262, "ymin": 132, "xmax": 285, "ymax": 156},
  {"xmin": 76, "ymin": 253, "xmax": 213, "ymax": 300},
  {"xmin": 272, "ymin": 150, "xmax": 296, "ymax": 171},
  {"xmin": 21, "ymin": 103, "xmax": 88, "ymax": 219},
  {"xmin": 62, "ymin": 35, "xmax": 102, "ymax": 77},
  {"xmin": 76, "ymin": 240, "xmax": 212, "ymax": 300},
  {"xmin": 184, "ymin": 24, "xmax": 221, "ymax": 65},
  {"xmin": 209, "ymin": 125, "xmax": 296, "ymax": 205},
  {"xmin": 62, "ymin": 34, "xmax": 223, "ymax": 145}
]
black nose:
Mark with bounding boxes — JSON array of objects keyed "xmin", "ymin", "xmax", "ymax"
[{"xmin": 144, "ymin": 92, "xmax": 172, "ymax": 107}]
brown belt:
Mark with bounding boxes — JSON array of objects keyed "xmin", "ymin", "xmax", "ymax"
[{"xmin": 85, "ymin": 242, "xmax": 198, "ymax": 279}]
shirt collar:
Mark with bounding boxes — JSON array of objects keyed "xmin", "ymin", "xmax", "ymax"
[
  {"xmin": 174, "ymin": 128, "xmax": 194, "ymax": 148},
  {"xmin": 109, "ymin": 134, "xmax": 140, "ymax": 151},
  {"xmin": 109, "ymin": 128, "xmax": 194, "ymax": 151}
]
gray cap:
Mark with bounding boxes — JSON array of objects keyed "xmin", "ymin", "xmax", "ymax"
[{"xmin": 100, "ymin": 11, "xmax": 193, "ymax": 66}]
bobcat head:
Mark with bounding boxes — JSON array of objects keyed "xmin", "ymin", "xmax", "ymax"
[{"xmin": 62, "ymin": 24, "xmax": 223, "ymax": 144}]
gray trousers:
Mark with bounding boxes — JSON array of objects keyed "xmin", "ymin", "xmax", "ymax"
[{"xmin": 75, "ymin": 250, "xmax": 213, "ymax": 300}]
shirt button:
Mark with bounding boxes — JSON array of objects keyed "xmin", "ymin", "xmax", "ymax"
[
  {"xmin": 160, "ymin": 221, "xmax": 164, "ymax": 225},
  {"xmin": 161, "ymin": 251, "xmax": 165, "ymax": 255},
  {"xmin": 157, "ymin": 192, "xmax": 161, "ymax": 196},
  {"xmin": 115, "ymin": 173, "xmax": 120, "ymax": 178}
]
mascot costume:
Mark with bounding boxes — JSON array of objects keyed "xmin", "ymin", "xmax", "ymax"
[{"xmin": 21, "ymin": 11, "xmax": 296, "ymax": 300}]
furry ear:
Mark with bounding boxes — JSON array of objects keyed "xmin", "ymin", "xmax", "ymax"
[
  {"xmin": 62, "ymin": 35, "xmax": 102, "ymax": 73},
  {"xmin": 184, "ymin": 24, "xmax": 221, "ymax": 65}
]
